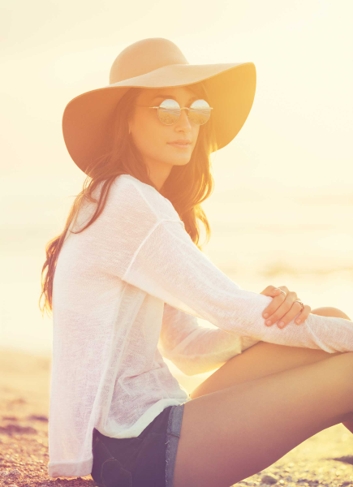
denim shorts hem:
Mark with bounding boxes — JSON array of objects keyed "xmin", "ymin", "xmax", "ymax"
[
  {"xmin": 91, "ymin": 403, "xmax": 185, "ymax": 487},
  {"xmin": 165, "ymin": 404, "xmax": 185, "ymax": 487}
]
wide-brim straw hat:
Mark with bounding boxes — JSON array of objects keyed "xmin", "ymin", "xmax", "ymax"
[{"xmin": 62, "ymin": 37, "xmax": 256, "ymax": 176}]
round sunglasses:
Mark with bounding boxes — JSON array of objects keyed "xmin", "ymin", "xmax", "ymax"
[{"xmin": 136, "ymin": 98, "xmax": 213, "ymax": 126}]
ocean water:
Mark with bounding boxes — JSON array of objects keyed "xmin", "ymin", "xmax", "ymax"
[{"xmin": 1, "ymin": 190, "xmax": 352, "ymax": 361}]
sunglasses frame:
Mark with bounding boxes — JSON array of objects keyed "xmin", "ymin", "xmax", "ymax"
[{"xmin": 136, "ymin": 98, "xmax": 213, "ymax": 126}]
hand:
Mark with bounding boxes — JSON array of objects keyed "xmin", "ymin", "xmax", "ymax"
[{"xmin": 260, "ymin": 285, "xmax": 311, "ymax": 329}]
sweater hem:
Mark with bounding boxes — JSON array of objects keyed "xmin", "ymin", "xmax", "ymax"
[
  {"xmin": 48, "ymin": 397, "xmax": 190, "ymax": 478},
  {"xmin": 48, "ymin": 456, "xmax": 93, "ymax": 478}
]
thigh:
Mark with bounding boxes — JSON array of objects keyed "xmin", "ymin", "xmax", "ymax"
[
  {"xmin": 190, "ymin": 340, "xmax": 340, "ymax": 398},
  {"xmin": 190, "ymin": 304, "xmax": 350, "ymax": 399},
  {"xmin": 173, "ymin": 352, "xmax": 353, "ymax": 487}
]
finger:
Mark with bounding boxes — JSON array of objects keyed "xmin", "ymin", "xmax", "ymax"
[
  {"xmin": 287, "ymin": 290, "xmax": 298, "ymax": 301},
  {"xmin": 276, "ymin": 300, "xmax": 306, "ymax": 328},
  {"xmin": 260, "ymin": 285, "xmax": 282, "ymax": 297},
  {"xmin": 262, "ymin": 292, "xmax": 287, "ymax": 319},
  {"xmin": 276, "ymin": 286, "xmax": 291, "ymax": 301},
  {"xmin": 295, "ymin": 304, "xmax": 311, "ymax": 325},
  {"xmin": 277, "ymin": 286, "xmax": 289, "ymax": 295},
  {"xmin": 264, "ymin": 295, "xmax": 294, "ymax": 325},
  {"xmin": 263, "ymin": 290, "xmax": 297, "ymax": 323}
]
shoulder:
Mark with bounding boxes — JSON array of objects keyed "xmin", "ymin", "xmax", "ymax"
[{"xmin": 110, "ymin": 174, "xmax": 181, "ymax": 222}]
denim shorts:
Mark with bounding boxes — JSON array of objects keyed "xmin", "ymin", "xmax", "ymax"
[{"xmin": 91, "ymin": 403, "xmax": 185, "ymax": 487}]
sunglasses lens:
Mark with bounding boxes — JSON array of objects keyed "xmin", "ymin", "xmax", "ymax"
[
  {"xmin": 156, "ymin": 98, "xmax": 212, "ymax": 125},
  {"xmin": 188, "ymin": 99, "xmax": 211, "ymax": 125},
  {"xmin": 157, "ymin": 99, "xmax": 181, "ymax": 125}
]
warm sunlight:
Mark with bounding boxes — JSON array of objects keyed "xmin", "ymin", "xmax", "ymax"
[{"xmin": 1, "ymin": 1, "xmax": 353, "ymax": 485}]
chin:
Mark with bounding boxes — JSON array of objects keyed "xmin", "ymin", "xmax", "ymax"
[
  {"xmin": 170, "ymin": 155, "xmax": 193, "ymax": 167},
  {"xmin": 172, "ymin": 160, "xmax": 191, "ymax": 167}
]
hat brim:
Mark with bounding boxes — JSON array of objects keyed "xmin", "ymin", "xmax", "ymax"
[{"xmin": 62, "ymin": 62, "xmax": 256, "ymax": 175}]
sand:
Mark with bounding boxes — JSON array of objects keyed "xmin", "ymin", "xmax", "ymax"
[{"xmin": 0, "ymin": 347, "xmax": 352, "ymax": 487}]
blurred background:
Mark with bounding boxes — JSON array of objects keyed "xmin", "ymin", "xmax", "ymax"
[{"xmin": 1, "ymin": 0, "xmax": 352, "ymax": 376}]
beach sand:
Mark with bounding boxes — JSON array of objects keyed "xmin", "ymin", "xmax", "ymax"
[{"xmin": 0, "ymin": 347, "xmax": 352, "ymax": 487}]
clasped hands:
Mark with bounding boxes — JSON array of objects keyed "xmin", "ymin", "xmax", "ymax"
[{"xmin": 260, "ymin": 285, "xmax": 311, "ymax": 329}]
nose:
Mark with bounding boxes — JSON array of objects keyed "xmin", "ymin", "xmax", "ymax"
[{"xmin": 175, "ymin": 109, "xmax": 192, "ymax": 132}]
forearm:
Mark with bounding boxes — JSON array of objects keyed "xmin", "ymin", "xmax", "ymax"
[
  {"xmin": 176, "ymin": 331, "xmax": 242, "ymax": 374},
  {"xmin": 122, "ymin": 221, "xmax": 353, "ymax": 354},
  {"xmin": 159, "ymin": 305, "xmax": 243, "ymax": 375}
]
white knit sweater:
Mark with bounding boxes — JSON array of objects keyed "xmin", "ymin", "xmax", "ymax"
[{"xmin": 48, "ymin": 174, "xmax": 353, "ymax": 478}]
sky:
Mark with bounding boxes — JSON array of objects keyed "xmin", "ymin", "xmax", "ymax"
[
  {"xmin": 1, "ymin": 0, "xmax": 352, "ymax": 205},
  {"xmin": 0, "ymin": 0, "xmax": 352, "ymax": 355}
]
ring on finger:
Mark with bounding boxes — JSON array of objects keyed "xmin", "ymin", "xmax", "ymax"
[{"xmin": 295, "ymin": 300, "xmax": 305, "ymax": 312}]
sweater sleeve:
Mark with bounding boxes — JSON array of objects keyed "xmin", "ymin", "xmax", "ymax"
[
  {"xmin": 121, "ymin": 219, "xmax": 353, "ymax": 353},
  {"xmin": 158, "ymin": 303, "xmax": 244, "ymax": 376}
]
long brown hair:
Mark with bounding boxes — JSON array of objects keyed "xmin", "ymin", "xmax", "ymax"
[{"xmin": 39, "ymin": 83, "xmax": 217, "ymax": 316}]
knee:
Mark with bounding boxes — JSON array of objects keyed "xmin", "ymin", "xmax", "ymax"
[{"xmin": 311, "ymin": 306, "xmax": 351, "ymax": 321}]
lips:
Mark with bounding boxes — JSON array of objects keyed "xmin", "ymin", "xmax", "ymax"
[{"xmin": 168, "ymin": 140, "xmax": 192, "ymax": 146}]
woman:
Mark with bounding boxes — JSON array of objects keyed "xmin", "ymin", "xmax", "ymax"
[{"xmin": 40, "ymin": 38, "xmax": 353, "ymax": 487}]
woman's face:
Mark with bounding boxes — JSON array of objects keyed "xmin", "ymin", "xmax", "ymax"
[{"xmin": 128, "ymin": 86, "xmax": 201, "ymax": 183}]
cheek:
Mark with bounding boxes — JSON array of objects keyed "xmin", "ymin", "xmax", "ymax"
[
  {"xmin": 192, "ymin": 126, "xmax": 201, "ymax": 150},
  {"xmin": 130, "ymin": 115, "xmax": 201, "ymax": 160},
  {"xmin": 131, "ymin": 118, "xmax": 162, "ymax": 154}
]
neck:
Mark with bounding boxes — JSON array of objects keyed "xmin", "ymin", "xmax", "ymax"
[{"xmin": 145, "ymin": 161, "xmax": 172, "ymax": 191}]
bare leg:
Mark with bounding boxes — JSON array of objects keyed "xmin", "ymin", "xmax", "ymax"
[
  {"xmin": 190, "ymin": 307, "xmax": 353, "ymax": 433},
  {"xmin": 174, "ymin": 352, "xmax": 353, "ymax": 487},
  {"xmin": 172, "ymin": 308, "xmax": 353, "ymax": 487}
]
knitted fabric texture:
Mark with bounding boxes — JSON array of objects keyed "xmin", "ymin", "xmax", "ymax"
[{"xmin": 48, "ymin": 174, "xmax": 353, "ymax": 478}]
